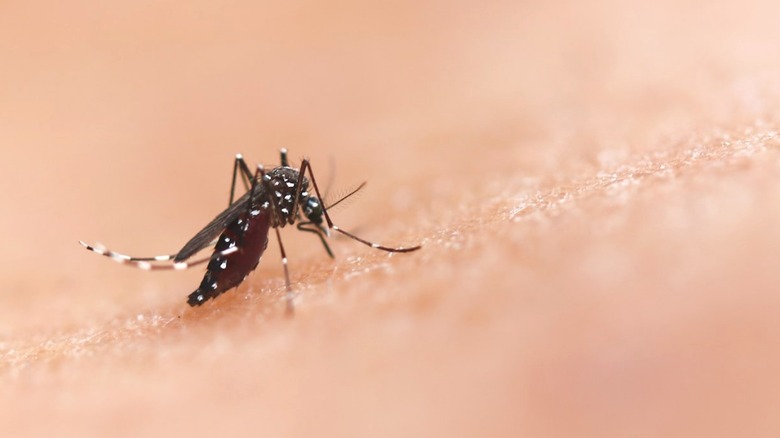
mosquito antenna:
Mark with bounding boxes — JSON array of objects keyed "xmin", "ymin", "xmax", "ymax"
[
  {"xmin": 324, "ymin": 182, "xmax": 366, "ymax": 210},
  {"xmin": 322, "ymin": 154, "xmax": 337, "ymax": 201}
]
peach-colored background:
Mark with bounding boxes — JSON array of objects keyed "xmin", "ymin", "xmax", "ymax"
[{"xmin": 2, "ymin": 0, "xmax": 780, "ymax": 436}]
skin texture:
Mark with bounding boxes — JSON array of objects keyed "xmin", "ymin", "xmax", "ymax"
[{"xmin": 2, "ymin": 0, "xmax": 780, "ymax": 436}]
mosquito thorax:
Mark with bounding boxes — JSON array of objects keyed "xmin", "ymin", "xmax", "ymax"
[{"xmin": 263, "ymin": 166, "xmax": 309, "ymax": 226}]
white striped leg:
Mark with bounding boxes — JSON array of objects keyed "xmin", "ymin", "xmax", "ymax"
[
  {"xmin": 79, "ymin": 240, "xmax": 236, "ymax": 271},
  {"xmin": 299, "ymin": 159, "xmax": 422, "ymax": 253},
  {"xmin": 330, "ymin": 226, "xmax": 421, "ymax": 252},
  {"xmin": 273, "ymin": 228, "xmax": 294, "ymax": 315}
]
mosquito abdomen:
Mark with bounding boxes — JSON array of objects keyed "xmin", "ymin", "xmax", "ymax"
[{"xmin": 188, "ymin": 208, "xmax": 271, "ymax": 306}]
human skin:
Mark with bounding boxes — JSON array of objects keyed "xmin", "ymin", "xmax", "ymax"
[{"xmin": 2, "ymin": 0, "xmax": 780, "ymax": 437}]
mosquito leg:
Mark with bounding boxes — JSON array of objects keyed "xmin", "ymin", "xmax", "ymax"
[
  {"xmin": 232, "ymin": 163, "xmax": 265, "ymax": 250},
  {"xmin": 297, "ymin": 159, "xmax": 329, "ymax": 225},
  {"xmin": 255, "ymin": 159, "xmax": 295, "ymax": 313},
  {"xmin": 229, "ymin": 153, "xmax": 255, "ymax": 206},
  {"xmin": 297, "ymin": 222, "xmax": 334, "ymax": 258},
  {"xmin": 79, "ymin": 240, "xmax": 238, "ymax": 271},
  {"xmin": 253, "ymin": 163, "xmax": 295, "ymax": 313},
  {"xmin": 274, "ymin": 227, "xmax": 295, "ymax": 315},
  {"xmin": 299, "ymin": 158, "xmax": 422, "ymax": 253},
  {"xmin": 132, "ymin": 246, "xmax": 239, "ymax": 271},
  {"xmin": 287, "ymin": 156, "xmax": 312, "ymax": 225},
  {"xmin": 79, "ymin": 241, "xmax": 178, "ymax": 262},
  {"xmin": 248, "ymin": 163, "xmax": 262, "ymax": 209}
]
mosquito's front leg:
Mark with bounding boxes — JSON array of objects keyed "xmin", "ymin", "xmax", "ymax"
[
  {"xmin": 300, "ymin": 158, "xmax": 422, "ymax": 253},
  {"xmin": 296, "ymin": 222, "xmax": 335, "ymax": 258}
]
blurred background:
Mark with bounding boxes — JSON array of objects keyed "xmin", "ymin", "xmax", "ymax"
[{"xmin": 2, "ymin": 0, "xmax": 780, "ymax": 436}]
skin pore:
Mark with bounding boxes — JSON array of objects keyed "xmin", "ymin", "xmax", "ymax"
[{"xmin": 2, "ymin": 1, "xmax": 780, "ymax": 436}]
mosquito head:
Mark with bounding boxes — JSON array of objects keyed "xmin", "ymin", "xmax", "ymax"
[
  {"xmin": 299, "ymin": 192, "xmax": 329, "ymax": 235},
  {"xmin": 302, "ymin": 195, "xmax": 324, "ymax": 226}
]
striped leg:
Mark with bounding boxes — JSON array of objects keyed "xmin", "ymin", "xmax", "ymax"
[
  {"xmin": 255, "ymin": 163, "xmax": 295, "ymax": 315},
  {"xmin": 79, "ymin": 240, "xmax": 237, "ymax": 271},
  {"xmin": 299, "ymin": 159, "xmax": 422, "ymax": 253}
]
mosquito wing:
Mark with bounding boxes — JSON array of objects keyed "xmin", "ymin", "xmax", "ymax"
[{"xmin": 174, "ymin": 188, "xmax": 259, "ymax": 262}]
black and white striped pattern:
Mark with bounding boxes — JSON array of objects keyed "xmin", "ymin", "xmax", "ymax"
[{"xmin": 78, "ymin": 240, "xmax": 238, "ymax": 271}]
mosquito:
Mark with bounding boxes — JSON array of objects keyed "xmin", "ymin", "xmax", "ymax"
[{"xmin": 79, "ymin": 149, "xmax": 421, "ymax": 312}]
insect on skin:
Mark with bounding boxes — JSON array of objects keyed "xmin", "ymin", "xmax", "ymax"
[{"xmin": 79, "ymin": 149, "xmax": 421, "ymax": 313}]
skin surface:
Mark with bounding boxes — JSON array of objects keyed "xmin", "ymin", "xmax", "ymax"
[{"xmin": 2, "ymin": 0, "xmax": 780, "ymax": 436}]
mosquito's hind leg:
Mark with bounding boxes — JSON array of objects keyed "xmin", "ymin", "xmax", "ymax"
[
  {"xmin": 79, "ymin": 241, "xmax": 178, "ymax": 263},
  {"xmin": 79, "ymin": 240, "xmax": 237, "ymax": 271}
]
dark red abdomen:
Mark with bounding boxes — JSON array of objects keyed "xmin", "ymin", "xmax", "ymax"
[{"xmin": 188, "ymin": 208, "xmax": 271, "ymax": 306}]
